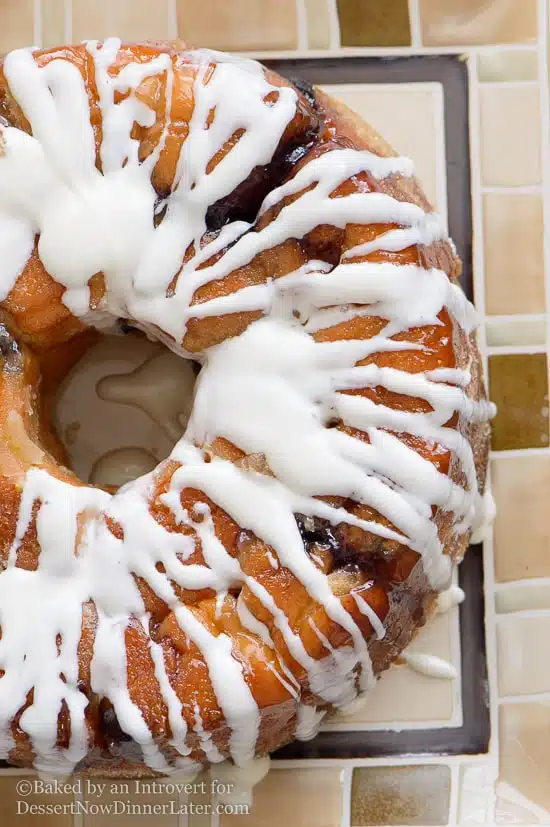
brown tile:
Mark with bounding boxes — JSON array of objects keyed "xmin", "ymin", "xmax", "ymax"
[
  {"xmin": 176, "ymin": 0, "xmax": 298, "ymax": 51},
  {"xmin": 492, "ymin": 455, "xmax": 550, "ymax": 582},
  {"xmin": 483, "ymin": 194, "xmax": 545, "ymax": 316},
  {"xmin": 337, "ymin": 0, "xmax": 411, "ymax": 47},
  {"xmin": 220, "ymin": 769, "xmax": 342, "ymax": 826},
  {"xmin": 351, "ymin": 765, "xmax": 451, "ymax": 826},
  {"xmin": 478, "ymin": 50, "xmax": 538, "ymax": 82},
  {"xmin": 480, "ymin": 86, "xmax": 541, "ymax": 187},
  {"xmin": 82, "ymin": 779, "xmax": 179, "ymax": 827},
  {"xmin": 305, "ymin": 0, "xmax": 332, "ymax": 48},
  {"xmin": 500, "ymin": 702, "xmax": 550, "ymax": 813},
  {"xmin": 41, "ymin": 0, "xmax": 65, "ymax": 48},
  {"xmin": 72, "ymin": 0, "xmax": 173, "ymax": 43},
  {"xmin": 0, "ymin": 0, "xmax": 34, "ymax": 52},
  {"xmin": 0, "ymin": 775, "xmax": 73, "ymax": 826},
  {"xmin": 419, "ymin": 0, "xmax": 537, "ymax": 46},
  {"xmin": 489, "ymin": 354, "xmax": 549, "ymax": 451},
  {"xmin": 497, "ymin": 615, "xmax": 550, "ymax": 696}
]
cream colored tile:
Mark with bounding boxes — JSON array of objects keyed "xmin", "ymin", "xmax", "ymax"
[
  {"xmin": 82, "ymin": 780, "xmax": 179, "ymax": 827},
  {"xmin": 492, "ymin": 456, "xmax": 550, "ymax": 582},
  {"xmin": 220, "ymin": 768, "xmax": 342, "ymax": 826},
  {"xmin": 0, "ymin": 0, "xmax": 34, "ymax": 52},
  {"xmin": 176, "ymin": 0, "xmax": 298, "ymax": 51},
  {"xmin": 305, "ymin": 0, "xmax": 331, "ymax": 48},
  {"xmin": 419, "ymin": 0, "xmax": 537, "ymax": 46},
  {"xmin": 72, "ymin": 0, "xmax": 173, "ymax": 43},
  {"xmin": 480, "ymin": 86, "xmax": 541, "ymax": 187},
  {"xmin": 499, "ymin": 702, "xmax": 550, "ymax": 813},
  {"xmin": 41, "ymin": 0, "xmax": 65, "ymax": 48},
  {"xmin": 483, "ymin": 194, "xmax": 545, "ymax": 315},
  {"xmin": 497, "ymin": 614, "xmax": 550, "ymax": 697},
  {"xmin": 486, "ymin": 317, "xmax": 547, "ymax": 348},
  {"xmin": 320, "ymin": 83, "xmax": 444, "ymax": 210},
  {"xmin": 332, "ymin": 609, "xmax": 457, "ymax": 725},
  {"xmin": 478, "ymin": 50, "xmax": 538, "ymax": 82},
  {"xmin": 458, "ymin": 764, "xmax": 498, "ymax": 826},
  {"xmin": 496, "ymin": 582, "xmax": 550, "ymax": 614},
  {"xmin": 495, "ymin": 782, "xmax": 550, "ymax": 824},
  {"xmin": 0, "ymin": 775, "xmax": 73, "ymax": 827},
  {"xmin": 351, "ymin": 765, "xmax": 451, "ymax": 826}
]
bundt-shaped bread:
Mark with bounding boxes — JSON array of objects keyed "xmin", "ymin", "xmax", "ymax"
[{"xmin": 0, "ymin": 40, "xmax": 493, "ymax": 776}]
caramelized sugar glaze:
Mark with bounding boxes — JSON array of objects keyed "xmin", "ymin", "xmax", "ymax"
[{"xmin": 0, "ymin": 40, "xmax": 493, "ymax": 776}]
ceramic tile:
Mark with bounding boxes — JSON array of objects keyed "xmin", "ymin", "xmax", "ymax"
[
  {"xmin": 0, "ymin": 0, "xmax": 34, "ymax": 52},
  {"xmin": 492, "ymin": 455, "xmax": 550, "ymax": 582},
  {"xmin": 41, "ymin": 0, "xmax": 65, "ymax": 48},
  {"xmin": 305, "ymin": 0, "xmax": 332, "ymax": 48},
  {"xmin": 458, "ymin": 764, "xmax": 498, "ymax": 826},
  {"xmin": 320, "ymin": 83, "xmax": 443, "ymax": 210},
  {"xmin": 489, "ymin": 354, "xmax": 549, "ymax": 451},
  {"xmin": 496, "ymin": 582, "xmax": 550, "ymax": 614},
  {"xmin": 483, "ymin": 194, "xmax": 546, "ymax": 315},
  {"xmin": 351, "ymin": 765, "xmax": 451, "ymax": 826},
  {"xmin": 477, "ymin": 50, "xmax": 538, "ymax": 82},
  {"xmin": 480, "ymin": 86, "xmax": 541, "ymax": 187},
  {"xmin": 419, "ymin": 0, "xmax": 537, "ymax": 46},
  {"xmin": 72, "ymin": 0, "xmax": 173, "ymax": 42},
  {"xmin": 82, "ymin": 781, "xmax": 179, "ymax": 827},
  {"xmin": 336, "ymin": 0, "xmax": 410, "ymax": 46},
  {"xmin": 495, "ymin": 782, "xmax": 550, "ymax": 825},
  {"xmin": 497, "ymin": 614, "xmax": 550, "ymax": 697},
  {"xmin": 219, "ymin": 769, "xmax": 342, "ymax": 826},
  {"xmin": 499, "ymin": 702, "xmax": 550, "ymax": 814},
  {"xmin": 486, "ymin": 317, "xmax": 547, "ymax": 348},
  {"xmin": 0, "ymin": 775, "xmax": 73, "ymax": 827},
  {"xmin": 176, "ymin": 0, "xmax": 298, "ymax": 51}
]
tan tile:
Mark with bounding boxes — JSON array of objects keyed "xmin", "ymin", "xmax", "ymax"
[
  {"xmin": 499, "ymin": 702, "xmax": 550, "ymax": 813},
  {"xmin": 337, "ymin": 0, "xmax": 411, "ymax": 47},
  {"xmin": 0, "ymin": 775, "xmax": 73, "ymax": 826},
  {"xmin": 72, "ymin": 0, "xmax": 173, "ymax": 43},
  {"xmin": 489, "ymin": 354, "xmax": 549, "ymax": 451},
  {"xmin": 82, "ymin": 779, "xmax": 179, "ymax": 827},
  {"xmin": 480, "ymin": 86, "xmax": 541, "ymax": 187},
  {"xmin": 176, "ymin": 0, "xmax": 298, "ymax": 51},
  {"xmin": 305, "ymin": 0, "xmax": 331, "ymax": 48},
  {"xmin": 497, "ymin": 615, "xmax": 550, "ymax": 697},
  {"xmin": 496, "ymin": 582, "xmax": 550, "ymax": 614},
  {"xmin": 483, "ymin": 194, "xmax": 545, "ymax": 315},
  {"xmin": 492, "ymin": 455, "xmax": 550, "ymax": 583},
  {"xmin": 320, "ymin": 83, "xmax": 443, "ymax": 210},
  {"xmin": 0, "ymin": 0, "xmax": 35, "ymax": 52},
  {"xmin": 351, "ymin": 765, "xmax": 451, "ymax": 826},
  {"xmin": 220, "ymin": 768, "xmax": 342, "ymax": 826},
  {"xmin": 41, "ymin": 0, "xmax": 65, "ymax": 48},
  {"xmin": 419, "ymin": 0, "xmax": 537, "ymax": 46},
  {"xmin": 478, "ymin": 50, "xmax": 538, "ymax": 82}
]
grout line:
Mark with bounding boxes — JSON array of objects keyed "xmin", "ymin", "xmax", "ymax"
[
  {"xmin": 326, "ymin": 0, "xmax": 341, "ymax": 51},
  {"xmin": 499, "ymin": 691, "xmax": 550, "ymax": 704},
  {"xmin": 340, "ymin": 767, "xmax": 352, "ymax": 827},
  {"xmin": 407, "ymin": 0, "xmax": 422, "ymax": 48},
  {"xmin": 481, "ymin": 184, "xmax": 543, "ymax": 195},
  {"xmin": 478, "ymin": 79, "xmax": 540, "ymax": 88},
  {"xmin": 33, "ymin": 0, "xmax": 42, "ymax": 49},
  {"xmin": 272, "ymin": 754, "xmax": 490, "ymax": 770},
  {"xmin": 433, "ymin": 82, "xmax": 449, "ymax": 230},
  {"xmin": 486, "ymin": 343, "xmax": 548, "ymax": 355},
  {"xmin": 490, "ymin": 446, "xmax": 550, "ymax": 458},
  {"xmin": 496, "ymin": 577, "xmax": 550, "ymax": 590},
  {"xmin": 168, "ymin": 0, "xmax": 179, "ymax": 40},
  {"xmin": 236, "ymin": 42, "xmax": 540, "ymax": 60},
  {"xmin": 64, "ymin": 0, "xmax": 72, "ymax": 43},
  {"xmin": 537, "ymin": 0, "xmax": 550, "ymax": 410},
  {"xmin": 447, "ymin": 762, "xmax": 461, "ymax": 827},
  {"xmin": 485, "ymin": 312, "xmax": 547, "ymax": 323}
]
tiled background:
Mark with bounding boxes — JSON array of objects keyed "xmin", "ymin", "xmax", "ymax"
[{"xmin": 0, "ymin": 0, "xmax": 549, "ymax": 825}]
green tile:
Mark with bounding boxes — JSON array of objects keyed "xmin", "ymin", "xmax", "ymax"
[
  {"xmin": 489, "ymin": 353, "xmax": 549, "ymax": 450},
  {"xmin": 337, "ymin": 0, "xmax": 411, "ymax": 47},
  {"xmin": 351, "ymin": 765, "xmax": 451, "ymax": 826}
]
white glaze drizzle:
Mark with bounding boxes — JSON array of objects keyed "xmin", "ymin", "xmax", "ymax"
[
  {"xmin": 400, "ymin": 652, "xmax": 458, "ymax": 681},
  {"xmin": 0, "ymin": 41, "xmax": 494, "ymax": 773}
]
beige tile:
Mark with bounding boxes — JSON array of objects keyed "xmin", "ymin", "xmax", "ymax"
[
  {"xmin": 499, "ymin": 702, "xmax": 550, "ymax": 813},
  {"xmin": 332, "ymin": 609, "xmax": 457, "ymax": 725},
  {"xmin": 458, "ymin": 764, "xmax": 498, "ymax": 826},
  {"xmin": 0, "ymin": 775, "xmax": 73, "ymax": 826},
  {"xmin": 497, "ymin": 614, "xmax": 550, "ymax": 697},
  {"xmin": 83, "ymin": 780, "xmax": 179, "ymax": 827},
  {"xmin": 419, "ymin": 0, "xmax": 537, "ymax": 46},
  {"xmin": 492, "ymin": 455, "xmax": 550, "ymax": 582},
  {"xmin": 483, "ymin": 194, "xmax": 545, "ymax": 315},
  {"xmin": 480, "ymin": 86, "xmax": 541, "ymax": 187},
  {"xmin": 176, "ymin": 0, "xmax": 298, "ymax": 51},
  {"xmin": 478, "ymin": 50, "xmax": 538, "ymax": 82},
  {"xmin": 305, "ymin": 0, "xmax": 331, "ymax": 48},
  {"xmin": 351, "ymin": 765, "xmax": 451, "ymax": 826},
  {"xmin": 220, "ymin": 768, "xmax": 342, "ymax": 826},
  {"xmin": 496, "ymin": 582, "xmax": 550, "ymax": 614},
  {"xmin": 41, "ymin": 0, "xmax": 65, "ymax": 48},
  {"xmin": 486, "ymin": 317, "xmax": 547, "ymax": 349},
  {"xmin": 0, "ymin": 0, "xmax": 34, "ymax": 52},
  {"xmin": 320, "ymin": 83, "xmax": 444, "ymax": 210},
  {"xmin": 72, "ymin": 0, "xmax": 173, "ymax": 43}
]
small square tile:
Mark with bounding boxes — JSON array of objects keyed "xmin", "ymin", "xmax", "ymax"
[
  {"xmin": 458, "ymin": 764, "xmax": 498, "ymax": 826},
  {"xmin": 72, "ymin": 0, "xmax": 173, "ymax": 43},
  {"xmin": 480, "ymin": 87, "xmax": 541, "ymax": 187},
  {"xmin": 492, "ymin": 455, "xmax": 550, "ymax": 582},
  {"xmin": 351, "ymin": 765, "xmax": 451, "ymax": 826},
  {"xmin": 499, "ymin": 702, "xmax": 550, "ymax": 814},
  {"xmin": 220, "ymin": 768, "xmax": 342, "ymax": 826},
  {"xmin": 176, "ymin": 0, "xmax": 298, "ymax": 51},
  {"xmin": 0, "ymin": 0, "xmax": 34, "ymax": 52},
  {"xmin": 489, "ymin": 354, "xmax": 549, "ymax": 451},
  {"xmin": 41, "ymin": 0, "xmax": 65, "ymax": 48},
  {"xmin": 486, "ymin": 317, "xmax": 547, "ymax": 349},
  {"xmin": 337, "ymin": 0, "xmax": 411, "ymax": 47},
  {"xmin": 0, "ymin": 775, "xmax": 73, "ymax": 827},
  {"xmin": 496, "ymin": 582, "xmax": 550, "ymax": 614},
  {"xmin": 497, "ymin": 615, "xmax": 550, "ymax": 696},
  {"xmin": 483, "ymin": 194, "xmax": 545, "ymax": 316},
  {"xmin": 419, "ymin": 0, "xmax": 537, "ymax": 46},
  {"xmin": 82, "ymin": 780, "xmax": 179, "ymax": 826},
  {"xmin": 478, "ymin": 50, "xmax": 538, "ymax": 82},
  {"xmin": 305, "ymin": 0, "xmax": 332, "ymax": 48}
]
